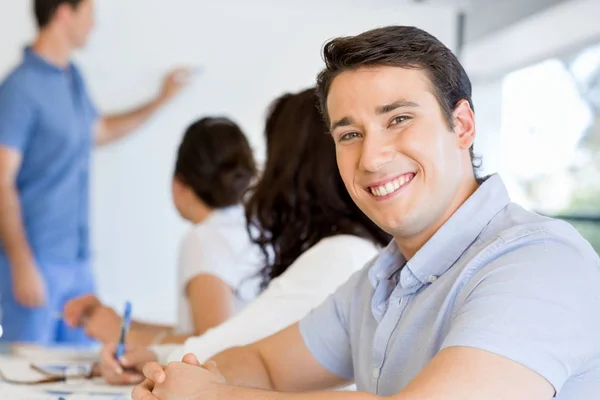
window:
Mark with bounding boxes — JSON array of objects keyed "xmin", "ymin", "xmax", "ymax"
[{"xmin": 501, "ymin": 42, "xmax": 600, "ymax": 254}]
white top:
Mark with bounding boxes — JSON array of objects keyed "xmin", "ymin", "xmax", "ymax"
[
  {"xmin": 175, "ymin": 205, "xmax": 263, "ymax": 334},
  {"xmin": 154, "ymin": 234, "xmax": 381, "ymax": 363}
]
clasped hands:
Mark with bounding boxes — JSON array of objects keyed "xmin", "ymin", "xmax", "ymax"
[{"xmin": 132, "ymin": 353, "xmax": 228, "ymax": 400}]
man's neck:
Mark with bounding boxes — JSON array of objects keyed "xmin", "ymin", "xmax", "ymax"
[
  {"xmin": 32, "ymin": 29, "xmax": 73, "ymax": 69},
  {"xmin": 396, "ymin": 175, "xmax": 480, "ymax": 260}
]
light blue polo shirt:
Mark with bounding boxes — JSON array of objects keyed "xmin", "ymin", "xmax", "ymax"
[
  {"xmin": 0, "ymin": 47, "xmax": 97, "ymax": 265},
  {"xmin": 300, "ymin": 174, "xmax": 600, "ymax": 398}
]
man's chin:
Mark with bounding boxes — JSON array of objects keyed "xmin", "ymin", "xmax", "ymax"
[
  {"xmin": 74, "ymin": 36, "xmax": 92, "ymax": 49},
  {"xmin": 373, "ymin": 217, "xmax": 407, "ymax": 236}
]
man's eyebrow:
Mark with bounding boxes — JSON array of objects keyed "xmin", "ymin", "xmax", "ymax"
[
  {"xmin": 329, "ymin": 100, "xmax": 419, "ymax": 132},
  {"xmin": 375, "ymin": 100, "xmax": 420, "ymax": 115},
  {"xmin": 330, "ymin": 116, "xmax": 354, "ymax": 132}
]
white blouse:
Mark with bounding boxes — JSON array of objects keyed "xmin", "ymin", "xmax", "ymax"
[{"xmin": 175, "ymin": 205, "xmax": 262, "ymax": 334}]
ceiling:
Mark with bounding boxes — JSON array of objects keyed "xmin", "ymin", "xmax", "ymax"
[{"xmin": 403, "ymin": 0, "xmax": 570, "ymax": 44}]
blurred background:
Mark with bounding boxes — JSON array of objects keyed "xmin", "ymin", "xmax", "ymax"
[{"xmin": 0, "ymin": 0, "xmax": 598, "ymax": 326}]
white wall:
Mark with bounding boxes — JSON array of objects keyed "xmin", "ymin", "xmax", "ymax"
[
  {"xmin": 0, "ymin": 0, "xmax": 457, "ymax": 324},
  {"xmin": 471, "ymin": 79, "xmax": 503, "ymax": 177}
]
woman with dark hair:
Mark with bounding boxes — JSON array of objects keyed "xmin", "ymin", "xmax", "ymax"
[
  {"xmin": 64, "ymin": 117, "xmax": 262, "ymax": 346},
  {"xmin": 247, "ymin": 89, "xmax": 388, "ymax": 290},
  {"xmin": 98, "ymin": 88, "xmax": 389, "ymax": 384}
]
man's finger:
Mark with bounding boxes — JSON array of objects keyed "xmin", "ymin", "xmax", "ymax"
[
  {"xmin": 142, "ymin": 362, "xmax": 166, "ymax": 384},
  {"xmin": 132, "ymin": 379, "xmax": 159, "ymax": 400},
  {"xmin": 182, "ymin": 353, "xmax": 201, "ymax": 367}
]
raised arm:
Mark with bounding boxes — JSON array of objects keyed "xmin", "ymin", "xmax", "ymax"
[{"xmin": 94, "ymin": 67, "xmax": 192, "ymax": 146}]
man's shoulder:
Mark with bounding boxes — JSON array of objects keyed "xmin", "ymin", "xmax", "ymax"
[
  {"xmin": 471, "ymin": 202, "xmax": 599, "ymax": 273},
  {"xmin": 483, "ymin": 202, "xmax": 585, "ymax": 245},
  {"xmin": 0, "ymin": 61, "xmax": 40, "ymax": 98}
]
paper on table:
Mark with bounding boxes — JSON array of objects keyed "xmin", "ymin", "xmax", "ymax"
[
  {"xmin": 0, "ymin": 356, "xmax": 50, "ymax": 384},
  {"xmin": 0, "ymin": 382, "xmax": 130, "ymax": 399},
  {"xmin": 10, "ymin": 344, "xmax": 100, "ymax": 363},
  {"xmin": 34, "ymin": 377, "xmax": 133, "ymax": 396},
  {"xmin": 0, "ymin": 356, "xmax": 131, "ymax": 395}
]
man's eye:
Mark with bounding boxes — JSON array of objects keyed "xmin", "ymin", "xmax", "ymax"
[
  {"xmin": 390, "ymin": 116, "xmax": 410, "ymax": 126},
  {"xmin": 340, "ymin": 132, "xmax": 360, "ymax": 141}
]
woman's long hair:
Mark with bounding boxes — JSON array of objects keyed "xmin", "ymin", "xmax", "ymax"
[{"xmin": 246, "ymin": 88, "xmax": 390, "ymax": 289}]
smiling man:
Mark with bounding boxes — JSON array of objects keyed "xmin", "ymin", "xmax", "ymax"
[{"xmin": 133, "ymin": 26, "xmax": 600, "ymax": 400}]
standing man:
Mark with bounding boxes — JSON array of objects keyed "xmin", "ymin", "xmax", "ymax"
[{"xmin": 0, "ymin": 0, "xmax": 190, "ymax": 345}]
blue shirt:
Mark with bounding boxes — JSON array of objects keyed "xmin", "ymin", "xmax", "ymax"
[
  {"xmin": 300, "ymin": 174, "xmax": 600, "ymax": 398},
  {"xmin": 0, "ymin": 47, "xmax": 97, "ymax": 265}
]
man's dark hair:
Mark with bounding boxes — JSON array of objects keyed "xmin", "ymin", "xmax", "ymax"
[
  {"xmin": 316, "ymin": 25, "xmax": 481, "ymax": 175},
  {"xmin": 34, "ymin": 0, "xmax": 84, "ymax": 28},
  {"xmin": 174, "ymin": 117, "xmax": 256, "ymax": 209}
]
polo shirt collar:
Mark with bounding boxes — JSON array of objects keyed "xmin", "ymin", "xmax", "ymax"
[
  {"xmin": 369, "ymin": 174, "xmax": 511, "ymax": 288},
  {"xmin": 24, "ymin": 46, "xmax": 72, "ymax": 74}
]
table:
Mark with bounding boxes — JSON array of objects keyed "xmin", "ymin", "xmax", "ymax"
[{"xmin": 0, "ymin": 346, "xmax": 132, "ymax": 399}]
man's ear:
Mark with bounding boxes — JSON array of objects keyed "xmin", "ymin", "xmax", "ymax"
[{"xmin": 452, "ymin": 99, "xmax": 476, "ymax": 150}]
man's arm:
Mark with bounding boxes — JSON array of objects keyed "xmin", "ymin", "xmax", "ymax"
[
  {"xmin": 137, "ymin": 342, "xmax": 555, "ymax": 400},
  {"xmin": 218, "ymin": 339, "xmax": 554, "ymax": 399},
  {"xmin": 94, "ymin": 68, "xmax": 192, "ymax": 146},
  {"xmin": 94, "ymin": 99, "xmax": 165, "ymax": 146},
  {"xmin": 210, "ymin": 323, "xmax": 349, "ymax": 392},
  {"xmin": 139, "ymin": 323, "xmax": 347, "ymax": 393},
  {"xmin": 0, "ymin": 147, "xmax": 31, "ymax": 263},
  {"xmin": 395, "ymin": 346, "xmax": 554, "ymax": 399},
  {"xmin": 0, "ymin": 146, "xmax": 46, "ymax": 307}
]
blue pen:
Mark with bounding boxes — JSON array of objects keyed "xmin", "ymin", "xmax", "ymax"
[{"xmin": 114, "ymin": 301, "xmax": 132, "ymax": 360}]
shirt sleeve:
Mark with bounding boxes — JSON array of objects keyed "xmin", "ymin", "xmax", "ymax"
[
  {"xmin": 0, "ymin": 78, "xmax": 36, "ymax": 151},
  {"xmin": 298, "ymin": 266, "xmax": 366, "ymax": 381},
  {"xmin": 441, "ymin": 236, "xmax": 600, "ymax": 394},
  {"xmin": 164, "ymin": 235, "xmax": 378, "ymax": 365},
  {"xmin": 178, "ymin": 228, "xmax": 245, "ymax": 292}
]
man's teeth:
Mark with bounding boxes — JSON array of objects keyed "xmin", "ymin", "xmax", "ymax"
[{"xmin": 370, "ymin": 175, "xmax": 412, "ymax": 197}]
